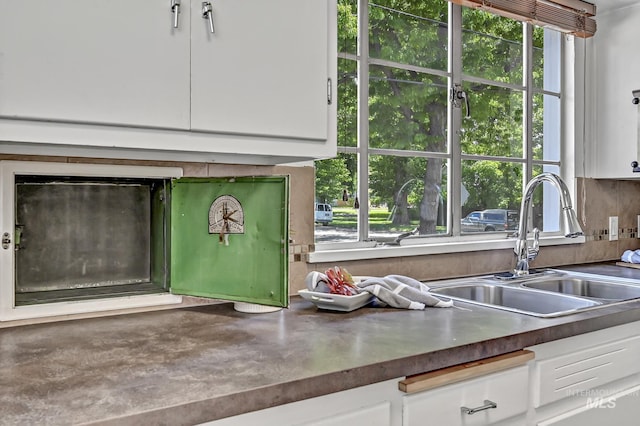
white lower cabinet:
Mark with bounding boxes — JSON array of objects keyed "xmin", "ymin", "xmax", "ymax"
[
  {"xmin": 402, "ymin": 365, "xmax": 529, "ymax": 426},
  {"xmin": 202, "ymin": 379, "xmax": 403, "ymax": 426},
  {"xmin": 536, "ymin": 384, "xmax": 640, "ymax": 426},
  {"xmin": 204, "ymin": 351, "xmax": 534, "ymax": 426},
  {"xmin": 205, "ymin": 322, "xmax": 640, "ymax": 426},
  {"xmin": 527, "ymin": 321, "xmax": 640, "ymax": 426}
]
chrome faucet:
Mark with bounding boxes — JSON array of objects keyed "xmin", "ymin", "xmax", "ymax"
[{"xmin": 513, "ymin": 173, "xmax": 583, "ymax": 275}]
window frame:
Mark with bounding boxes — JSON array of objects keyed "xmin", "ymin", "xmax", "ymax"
[{"xmin": 310, "ymin": 1, "xmax": 584, "ymax": 263}]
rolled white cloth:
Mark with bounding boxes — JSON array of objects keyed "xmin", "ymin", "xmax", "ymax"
[
  {"xmin": 357, "ymin": 275, "xmax": 453, "ymax": 310},
  {"xmin": 304, "ymin": 271, "xmax": 331, "ymax": 293},
  {"xmin": 621, "ymin": 249, "xmax": 640, "ymax": 264}
]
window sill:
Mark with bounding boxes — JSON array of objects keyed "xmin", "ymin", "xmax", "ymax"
[{"xmin": 307, "ymin": 234, "xmax": 586, "ymax": 263}]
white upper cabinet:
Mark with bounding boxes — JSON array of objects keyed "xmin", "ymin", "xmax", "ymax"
[
  {"xmin": 191, "ymin": 0, "xmax": 328, "ymax": 141},
  {"xmin": 0, "ymin": 0, "xmax": 336, "ymax": 164},
  {"xmin": 587, "ymin": 3, "xmax": 640, "ymax": 178},
  {"xmin": 0, "ymin": 0, "xmax": 191, "ymax": 129}
]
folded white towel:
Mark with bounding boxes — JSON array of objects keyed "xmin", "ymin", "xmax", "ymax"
[
  {"xmin": 357, "ymin": 275, "xmax": 453, "ymax": 310},
  {"xmin": 621, "ymin": 249, "xmax": 640, "ymax": 264},
  {"xmin": 304, "ymin": 271, "xmax": 331, "ymax": 292}
]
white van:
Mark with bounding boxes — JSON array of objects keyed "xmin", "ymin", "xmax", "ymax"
[{"xmin": 314, "ymin": 203, "xmax": 333, "ymax": 225}]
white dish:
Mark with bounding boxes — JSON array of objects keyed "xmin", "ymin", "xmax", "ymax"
[
  {"xmin": 298, "ymin": 289, "xmax": 375, "ymax": 312},
  {"xmin": 233, "ymin": 302, "xmax": 283, "ymax": 313}
]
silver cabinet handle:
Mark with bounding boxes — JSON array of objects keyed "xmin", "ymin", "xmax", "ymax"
[
  {"xmin": 171, "ymin": 0, "xmax": 181, "ymax": 29},
  {"xmin": 202, "ymin": 2, "xmax": 215, "ymax": 33},
  {"xmin": 461, "ymin": 400, "xmax": 497, "ymax": 415},
  {"xmin": 2, "ymin": 232, "xmax": 10, "ymax": 250}
]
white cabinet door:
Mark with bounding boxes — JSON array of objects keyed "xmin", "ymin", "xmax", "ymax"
[
  {"xmin": 190, "ymin": 0, "xmax": 329, "ymax": 141},
  {"xmin": 528, "ymin": 321, "xmax": 640, "ymax": 426},
  {"xmin": 402, "ymin": 366, "xmax": 529, "ymax": 426},
  {"xmin": 305, "ymin": 402, "xmax": 392, "ymax": 426},
  {"xmin": 537, "ymin": 385, "xmax": 640, "ymax": 426},
  {"xmin": 0, "ymin": 0, "xmax": 335, "ymax": 164},
  {"xmin": 530, "ymin": 334, "xmax": 640, "ymax": 407},
  {"xmin": 588, "ymin": 4, "xmax": 640, "ymax": 178},
  {"xmin": 202, "ymin": 379, "xmax": 401, "ymax": 426},
  {"xmin": 0, "ymin": 0, "xmax": 191, "ymax": 129}
]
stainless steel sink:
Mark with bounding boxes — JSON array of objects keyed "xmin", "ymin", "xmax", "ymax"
[
  {"xmin": 430, "ymin": 283, "xmax": 600, "ymax": 317},
  {"xmin": 522, "ymin": 278, "xmax": 640, "ymax": 301},
  {"xmin": 427, "ymin": 269, "xmax": 640, "ymax": 318}
]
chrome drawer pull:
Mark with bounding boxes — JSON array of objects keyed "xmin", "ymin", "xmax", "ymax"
[{"xmin": 460, "ymin": 399, "xmax": 497, "ymax": 415}]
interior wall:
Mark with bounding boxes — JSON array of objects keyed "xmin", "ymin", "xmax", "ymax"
[
  {"xmin": 298, "ymin": 178, "xmax": 640, "ymax": 293},
  {"xmin": 0, "ymin": 154, "xmax": 315, "ymax": 298},
  {"xmin": 2, "ymin": 154, "xmax": 640, "ymax": 298}
]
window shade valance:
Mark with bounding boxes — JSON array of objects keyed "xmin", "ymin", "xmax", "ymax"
[{"xmin": 449, "ymin": 0, "xmax": 596, "ymax": 38}]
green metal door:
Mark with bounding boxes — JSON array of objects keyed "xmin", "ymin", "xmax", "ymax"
[{"xmin": 169, "ymin": 176, "xmax": 288, "ymax": 307}]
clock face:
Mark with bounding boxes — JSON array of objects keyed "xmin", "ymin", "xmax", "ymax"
[{"xmin": 208, "ymin": 195, "xmax": 245, "ymax": 235}]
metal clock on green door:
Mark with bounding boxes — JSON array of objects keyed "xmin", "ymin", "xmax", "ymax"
[{"xmin": 209, "ymin": 194, "xmax": 245, "ymax": 244}]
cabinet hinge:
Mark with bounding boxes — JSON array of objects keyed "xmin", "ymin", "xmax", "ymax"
[{"xmin": 327, "ymin": 78, "xmax": 333, "ymax": 105}]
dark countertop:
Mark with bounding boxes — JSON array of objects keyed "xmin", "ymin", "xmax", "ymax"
[{"xmin": 3, "ymin": 263, "xmax": 640, "ymax": 425}]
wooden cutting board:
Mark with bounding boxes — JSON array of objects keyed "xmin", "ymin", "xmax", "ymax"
[
  {"xmin": 616, "ymin": 261, "xmax": 640, "ymax": 270},
  {"xmin": 398, "ymin": 350, "xmax": 534, "ymax": 393}
]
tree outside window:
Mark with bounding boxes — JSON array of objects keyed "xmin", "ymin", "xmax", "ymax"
[{"xmin": 315, "ymin": 0, "xmax": 563, "ymax": 244}]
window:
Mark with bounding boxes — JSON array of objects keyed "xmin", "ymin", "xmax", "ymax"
[{"xmin": 315, "ymin": 0, "xmax": 569, "ymax": 249}]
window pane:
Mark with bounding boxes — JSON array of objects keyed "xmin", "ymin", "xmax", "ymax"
[
  {"xmin": 533, "ymin": 93, "xmax": 561, "ymax": 161},
  {"xmin": 338, "ymin": 0, "xmax": 357, "ymax": 56},
  {"xmin": 369, "ymin": 155, "xmax": 448, "ymax": 240},
  {"xmin": 320, "ymin": 2, "xmax": 566, "ymax": 246},
  {"xmin": 369, "ymin": 65, "xmax": 448, "ymax": 152},
  {"xmin": 533, "ymin": 27, "xmax": 561, "ymax": 92},
  {"xmin": 338, "ymin": 58, "xmax": 357, "ymax": 148},
  {"xmin": 314, "ymin": 153, "xmax": 358, "ymax": 243},
  {"xmin": 462, "ymin": 8, "xmax": 523, "ymax": 85},
  {"xmin": 532, "ymin": 165, "xmax": 561, "ymax": 233},
  {"xmin": 461, "ymin": 160, "xmax": 523, "ymax": 233},
  {"xmin": 369, "ymin": 1, "xmax": 448, "ymax": 71},
  {"xmin": 461, "ymin": 83, "xmax": 524, "ymax": 157}
]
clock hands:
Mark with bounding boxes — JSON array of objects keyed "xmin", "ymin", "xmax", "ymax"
[
  {"xmin": 223, "ymin": 208, "xmax": 239, "ymax": 221},
  {"xmin": 209, "ymin": 196, "xmax": 244, "ymax": 245},
  {"xmin": 219, "ymin": 203, "xmax": 239, "ymax": 245}
]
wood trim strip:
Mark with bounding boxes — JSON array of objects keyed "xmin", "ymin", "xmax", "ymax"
[
  {"xmin": 398, "ymin": 350, "xmax": 535, "ymax": 394},
  {"xmin": 449, "ymin": 0, "xmax": 596, "ymax": 38},
  {"xmin": 548, "ymin": 0, "xmax": 596, "ymax": 17}
]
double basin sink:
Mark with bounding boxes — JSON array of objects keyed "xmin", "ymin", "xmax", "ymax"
[{"xmin": 427, "ymin": 269, "xmax": 640, "ymax": 317}]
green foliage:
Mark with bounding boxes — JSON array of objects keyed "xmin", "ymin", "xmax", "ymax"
[
  {"xmin": 314, "ymin": 154, "xmax": 352, "ymax": 204},
  {"xmin": 462, "ymin": 160, "xmax": 522, "ymax": 214},
  {"xmin": 316, "ymin": 1, "xmax": 552, "ymax": 236},
  {"xmin": 331, "ymin": 207, "xmax": 419, "ymax": 232}
]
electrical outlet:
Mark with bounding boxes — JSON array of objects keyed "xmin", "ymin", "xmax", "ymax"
[{"xmin": 609, "ymin": 216, "xmax": 619, "ymax": 241}]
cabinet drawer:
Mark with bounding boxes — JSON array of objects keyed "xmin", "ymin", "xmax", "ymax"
[
  {"xmin": 531, "ymin": 335, "xmax": 640, "ymax": 407},
  {"xmin": 402, "ymin": 366, "xmax": 529, "ymax": 426}
]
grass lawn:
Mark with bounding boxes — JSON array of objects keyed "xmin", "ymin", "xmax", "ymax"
[{"xmin": 332, "ymin": 206, "xmax": 418, "ymax": 232}]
